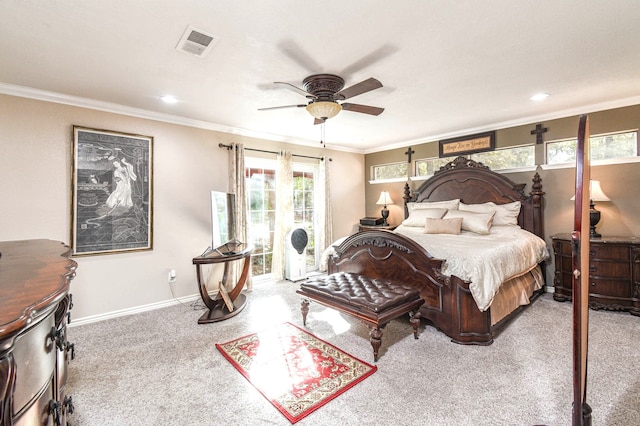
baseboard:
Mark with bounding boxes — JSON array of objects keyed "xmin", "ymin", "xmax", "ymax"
[
  {"xmin": 69, "ymin": 294, "xmax": 201, "ymax": 327},
  {"xmin": 68, "ymin": 272, "xmax": 315, "ymax": 327}
]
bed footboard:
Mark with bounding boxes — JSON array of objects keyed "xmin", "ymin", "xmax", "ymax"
[{"xmin": 327, "ymin": 230, "xmax": 494, "ymax": 345}]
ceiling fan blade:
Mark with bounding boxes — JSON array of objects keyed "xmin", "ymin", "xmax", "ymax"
[
  {"xmin": 273, "ymin": 82, "xmax": 316, "ymax": 99},
  {"xmin": 258, "ymin": 104, "xmax": 307, "ymax": 111},
  {"xmin": 340, "ymin": 45, "xmax": 399, "ymax": 78},
  {"xmin": 341, "ymin": 103, "xmax": 384, "ymax": 116},
  {"xmin": 334, "ymin": 78, "xmax": 383, "ymax": 101},
  {"xmin": 277, "ymin": 39, "xmax": 323, "ymax": 74}
]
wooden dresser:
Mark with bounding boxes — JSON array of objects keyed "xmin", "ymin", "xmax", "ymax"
[
  {"xmin": 551, "ymin": 233, "xmax": 640, "ymax": 315},
  {"xmin": 0, "ymin": 240, "xmax": 77, "ymax": 425}
]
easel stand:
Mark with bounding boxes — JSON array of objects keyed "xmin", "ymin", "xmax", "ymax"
[{"xmin": 192, "ymin": 243, "xmax": 253, "ymax": 324}]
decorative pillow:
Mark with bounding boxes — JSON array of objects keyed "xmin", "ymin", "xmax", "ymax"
[
  {"xmin": 443, "ymin": 210, "xmax": 495, "ymax": 234},
  {"xmin": 424, "ymin": 217, "xmax": 463, "ymax": 234},
  {"xmin": 407, "ymin": 199, "xmax": 460, "ymax": 213},
  {"xmin": 459, "ymin": 201, "xmax": 521, "ymax": 226},
  {"xmin": 402, "ymin": 208, "xmax": 448, "ymax": 227},
  {"xmin": 493, "ymin": 201, "xmax": 521, "ymax": 226}
]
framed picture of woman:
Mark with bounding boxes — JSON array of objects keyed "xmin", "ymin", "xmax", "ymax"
[{"xmin": 71, "ymin": 126, "xmax": 153, "ymax": 255}]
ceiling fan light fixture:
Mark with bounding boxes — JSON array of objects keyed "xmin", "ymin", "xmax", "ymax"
[{"xmin": 306, "ymin": 101, "xmax": 342, "ymax": 120}]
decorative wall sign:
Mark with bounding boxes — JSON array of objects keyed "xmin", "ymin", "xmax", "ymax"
[
  {"xmin": 439, "ymin": 131, "xmax": 495, "ymax": 157},
  {"xmin": 71, "ymin": 126, "xmax": 153, "ymax": 255}
]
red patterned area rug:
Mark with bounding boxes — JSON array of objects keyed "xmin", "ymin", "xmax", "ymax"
[{"xmin": 215, "ymin": 322, "xmax": 377, "ymax": 424}]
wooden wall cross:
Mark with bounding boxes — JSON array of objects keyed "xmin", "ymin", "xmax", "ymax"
[
  {"xmin": 405, "ymin": 146, "xmax": 415, "ymax": 163},
  {"xmin": 531, "ymin": 123, "xmax": 548, "ymax": 144}
]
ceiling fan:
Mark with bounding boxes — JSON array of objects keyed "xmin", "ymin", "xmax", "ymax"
[{"xmin": 259, "ymin": 73, "xmax": 384, "ymax": 124}]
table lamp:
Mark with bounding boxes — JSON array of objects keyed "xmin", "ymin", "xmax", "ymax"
[
  {"xmin": 571, "ymin": 180, "xmax": 610, "ymax": 238},
  {"xmin": 376, "ymin": 191, "xmax": 394, "ymax": 226}
]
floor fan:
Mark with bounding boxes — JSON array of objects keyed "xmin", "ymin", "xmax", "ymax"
[{"xmin": 285, "ymin": 228, "xmax": 308, "ymax": 281}]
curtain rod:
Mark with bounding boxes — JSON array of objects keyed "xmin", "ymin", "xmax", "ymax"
[{"xmin": 218, "ymin": 143, "xmax": 330, "ymax": 161}]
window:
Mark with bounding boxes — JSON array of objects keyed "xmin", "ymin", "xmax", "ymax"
[
  {"xmin": 293, "ymin": 167, "xmax": 316, "ymax": 269},
  {"xmin": 471, "ymin": 145, "xmax": 535, "ymax": 170},
  {"xmin": 246, "ymin": 163, "xmax": 276, "ymax": 276},
  {"xmin": 372, "ymin": 161, "xmax": 408, "ymax": 181},
  {"xmin": 245, "ymin": 158, "xmax": 319, "ymax": 277},
  {"xmin": 415, "ymin": 156, "xmax": 457, "ymax": 177},
  {"xmin": 546, "ymin": 130, "xmax": 638, "ymax": 165}
]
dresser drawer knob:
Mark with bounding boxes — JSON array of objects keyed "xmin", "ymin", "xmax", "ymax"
[
  {"xmin": 591, "ymin": 282, "xmax": 596, "ymax": 287},
  {"xmin": 589, "ymin": 249, "xmax": 596, "ymax": 256},
  {"xmin": 48, "ymin": 326, "xmax": 64, "ymax": 351},
  {"xmin": 67, "ymin": 341, "xmax": 76, "ymax": 360},
  {"xmin": 64, "ymin": 395, "xmax": 75, "ymax": 415},
  {"xmin": 589, "ymin": 265, "xmax": 597, "ymax": 273},
  {"xmin": 48, "ymin": 400, "xmax": 62, "ymax": 426}
]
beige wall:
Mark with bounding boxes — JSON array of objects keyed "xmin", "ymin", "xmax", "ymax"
[
  {"xmin": 365, "ymin": 105, "xmax": 640, "ymax": 283},
  {"xmin": 0, "ymin": 94, "xmax": 365, "ymax": 321}
]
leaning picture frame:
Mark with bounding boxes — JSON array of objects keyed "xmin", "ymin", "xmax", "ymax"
[{"xmin": 71, "ymin": 126, "xmax": 153, "ymax": 256}]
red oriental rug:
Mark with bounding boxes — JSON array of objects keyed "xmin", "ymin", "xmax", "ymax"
[{"xmin": 215, "ymin": 322, "xmax": 377, "ymax": 424}]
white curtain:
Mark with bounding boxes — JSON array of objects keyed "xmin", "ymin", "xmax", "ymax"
[
  {"xmin": 229, "ymin": 143, "xmax": 251, "ymax": 289},
  {"xmin": 271, "ymin": 151, "xmax": 293, "ymax": 281},
  {"xmin": 317, "ymin": 157, "xmax": 333, "ymax": 254}
]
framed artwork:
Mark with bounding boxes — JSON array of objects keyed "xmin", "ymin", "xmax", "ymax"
[
  {"xmin": 71, "ymin": 126, "xmax": 153, "ymax": 256},
  {"xmin": 439, "ymin": 131, "xmax": 495, "ymax": 157}
]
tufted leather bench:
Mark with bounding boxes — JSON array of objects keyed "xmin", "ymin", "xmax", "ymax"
[{"xmin": 297, "ymin": 272, "xmax": 424, "ymax": 362}]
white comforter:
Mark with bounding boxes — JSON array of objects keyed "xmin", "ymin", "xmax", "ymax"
[{"xmin": 394, "ymin": 224, "xmax": 549, "ymax": 311}]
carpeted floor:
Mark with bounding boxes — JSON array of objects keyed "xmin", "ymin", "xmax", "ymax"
[{"xmin": 66, "ymin": 281, "xmax": 640, "ymax": 425}]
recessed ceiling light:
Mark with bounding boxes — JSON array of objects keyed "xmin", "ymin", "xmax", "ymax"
[
  {"xmin": 160, "ymin": 95, "xmax": 178, "ymax": 104},
  {"xmin": 530, "ymin": 93, "xmax": 549, "ymax": 101}
]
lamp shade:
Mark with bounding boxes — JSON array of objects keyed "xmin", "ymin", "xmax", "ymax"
[
  {"xmin": 306, "ymin": 101, "xmax": 342, "ymax": 120},
  {"xmin": 570, "ymin": 180, "xmax": 610, "ymax": 202},
  {"xmin": 589, "ymin": 180, "xmax": 610, "ymax": 202},
  {"xmin": 376, "ymin": 191, "xmax": 394, "ymax": 206}
]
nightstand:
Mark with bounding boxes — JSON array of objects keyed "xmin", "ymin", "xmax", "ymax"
[
  {"xmin": 551, "ymin": 233, "xmax": 640, "ymax": 315},
  {"xmin": 359, "ymin": 224, "xmax": 397, "ymax": 232}
]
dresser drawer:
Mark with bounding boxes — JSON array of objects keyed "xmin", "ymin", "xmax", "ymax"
[
  {"xmin": 12, "ymin": 312, "xmax": 56, "ymax": 417},
  {"xmin": 589, "ymin": 279, "xmax": 633, "ymax": 298},
  {"xmin": 589, "ymin": 259, "xmax": 631, "ymax": 279},
  {"xmin": 589, "ymin": 244, "xmax": 629, "ymax": 260},
  {"xmin": 13, "ymin": 379, "xmax": 55, "ymax": 426}
]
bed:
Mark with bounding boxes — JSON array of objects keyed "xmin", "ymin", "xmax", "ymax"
[{"xmin": 326, "ymin": 156, "xmax": 549, "ymax": 345}]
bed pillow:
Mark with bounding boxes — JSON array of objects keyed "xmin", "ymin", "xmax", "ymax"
[
  {"xmin": 402, "ymin": 207, "xmax": 448, "ymax": 227},
  {"xmin": 459, "ymin": 201, "xmax": 521, "ymax": 226},
  {"xmin": 423, "ymin": 217, "xmax": 463, "ymax": 234},
  {"xmin": 407, "ymin": 199, "xmax": 460, "ymax": 213},
  {"xmin": 443, "ymin": 210, "xmax": 495, "ymax": 234},
  {"xmin": 493, "ymin": 201, "xmax": 521, "ymax": 226}
]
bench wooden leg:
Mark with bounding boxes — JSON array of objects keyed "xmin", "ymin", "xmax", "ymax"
[
  {"xmin": 301, "ymin": 299, "xmax": 310, "ymax": 326},
  {"xmin": 370, "ymin": 326, "xmax": 383, "ymax": 362},
  {"xmin": 410, "ymin": 311, "xmax": 421, "ymax": 339}
]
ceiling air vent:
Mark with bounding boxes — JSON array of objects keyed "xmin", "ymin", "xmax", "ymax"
[{"xmin": 176, "ymin": 26, "xmax": 219, "ymax": 57}]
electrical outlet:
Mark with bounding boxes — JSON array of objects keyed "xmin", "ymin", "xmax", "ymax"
[{"xmin": 168, "ymin": 269, "xmax": 176, "ymax": 283}]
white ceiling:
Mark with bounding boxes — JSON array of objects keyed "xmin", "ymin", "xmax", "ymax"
[{"xmin": 2, "ymin": 0, "xmax": 640, "ymax": 153}]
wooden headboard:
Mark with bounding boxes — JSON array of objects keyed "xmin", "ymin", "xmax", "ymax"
[{"xmin": 403, "ymin": 157, "xmax": 545, "ymax": 239}]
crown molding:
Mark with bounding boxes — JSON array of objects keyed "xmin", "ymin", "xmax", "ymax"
[
  {"xmin": 0, "ymin": 82, "xmax": 363, "ymax": 153},
  {"xmin": 4, "ymin": 82, "xmax": 638, "ymax": 156}
]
